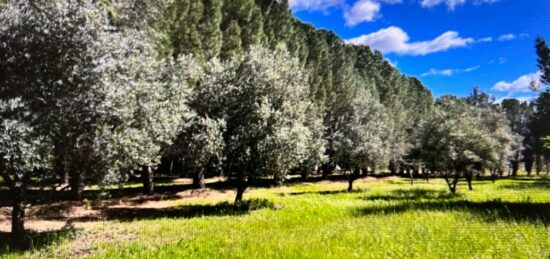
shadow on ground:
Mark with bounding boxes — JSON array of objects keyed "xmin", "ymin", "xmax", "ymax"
[
  {"xmin": 362, "ymin": 189, "xmax": 460, "ymax": 201},
  {"xmin": 278, "ymin": 189, "xmax": 365, "ymax": 197},
  {"xmin": 355, "ymin": 189, "xmax": 550, "ymax": 225},
  {"xmin": 0, "ymin": 179, "xmax": 237, "ymax": 207},
  {"xmin": 0, "ymin": 174, "xmax": 393, "ymax": 206},
  {"xmin": 0, "ymin": 227, "xmax": 80, "ymax": 253},
  {"xmin": 75, "ymin": 198, "xmax": 277, "ymax": 222},
  {"xmin": 498, "ymin": 180, "xmax": 550, "ymax": 190}
]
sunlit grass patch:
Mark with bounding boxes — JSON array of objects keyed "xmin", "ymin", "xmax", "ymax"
[{"xmin": 2, "ymin": 177, "xmax": 550, "ymax": 258}]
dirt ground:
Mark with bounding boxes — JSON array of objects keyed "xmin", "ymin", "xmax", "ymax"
[
  {"xmin": 0, "ymin": 176, "xmax": 387, "ymax": 233},
  {"xmin": 0, "ymin": 188, "xmax": 236, "ymax": 233}
]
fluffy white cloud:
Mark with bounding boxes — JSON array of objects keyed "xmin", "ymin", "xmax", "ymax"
[
  {"xmin": 291, "ymin": 0, "xmax": 402, "ymax": 26},
  {"xmin": 344, "ymin": 0, "xmax": 381, "ymax": 26},
  {"xmin": 421, "ymin": 0, "xmax": 465, "ymax": 10},
  {"xmin": 346, "ymin": 26, "xmax": 474, "ymax": 56},
  {"xmin": 289, "ymin": 0, "xmax": 345, "ymax": 11},
  {"xmin": 421, "ymin": 65, "xmax": 479, "ymax": 77},
  {"xmin": 498, "ymin": 34, "xmax": 517, "ymax": 41},
  {"xmin": 420, "ymin": 0, "xmax": 498, "ymax": 10},
  {"xmin": 492, "ymin": 72, "xmax": 541, "ymax": 92}
]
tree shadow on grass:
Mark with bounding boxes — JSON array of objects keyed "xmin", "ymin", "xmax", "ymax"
[
  {"xmin": 498, "ymin": 180, "xmax": 550, "ymax": 190},
  {"xmin": 361, "ymin": 189, "xmax": 461, "ymax": 202},
  {"xmin": 0, "ymin": 227, "xmax": 80, "ymax": 253},
  {"xmin": 278, "ymin": 189, "xmax": 365, "ymax": 197},
  {"xmin": 355, "ymin": 189, "xmax": 550, "ymax": 225},
  {"xmin": 86, "ymin": 198, "xmax": 277, "ymax": 222}
]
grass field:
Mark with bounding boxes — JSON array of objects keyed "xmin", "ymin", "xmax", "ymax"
[{"xmin": 1, "ymin": 177, "xmax": 550, "ymax": 258}]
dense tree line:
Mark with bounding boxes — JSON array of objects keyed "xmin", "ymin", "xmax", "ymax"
[{"xmin": 0, "ymin": 0, "xmax": 549, "ymax": 244}]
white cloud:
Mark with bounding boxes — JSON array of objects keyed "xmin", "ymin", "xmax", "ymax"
[
  {"xmin": 346, "ymin": 26, "xmax": 474, "ymax": 56},
  {"xmin": 289, "ymin": 0, "xmax": 345, "ymax": 11},
  {"xmin": 421, "ymin": 65, "xmax": 480, "ymax": 77},
  {"xmin": 497, "ymin": 33, "xmax": 529, "ymax": 41},
  {"xmin": 421, "ymin": 0, "xmax": 465, "ymax": 10},
  {"xmin": 498, "ymin": 34, "xmax": 517, "ymax": 41},
  {"xmin": 378, "ymin": 0, "xmax": 403, "ymax": 4},
  {"xmin": 492, "ymin": 72, "xmax": 541, "ymax": 92},
  {"xmin": 344, "ymin": 0, "xmax": 381, "ymax": 26},
  {"xmin": 464, "ymin": 65, "xmax": 481, "ymax": 72},
  {"xmin": 422, "ymin": 68, "xmax": 455, "ymax": 77},
  {"xmin": 420, "ymin": 0, "xmax": 498, "ymax": 10},
  {"xmin": 478, "ymin": 37, "xmax": 493, "ymax": 42}
]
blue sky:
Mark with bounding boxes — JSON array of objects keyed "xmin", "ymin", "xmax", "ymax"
[{"xmin": 290, "ymin": 0, "xmax": 550, "ymax": 101}]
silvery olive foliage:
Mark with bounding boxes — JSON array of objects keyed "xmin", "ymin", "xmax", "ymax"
[
  {"xmin": 0, "ymin": 0, "xmax": 196, "ymax": 186},
  {"xmin": 332, "ymin": 87, "xmax": 390, "ymax": 172},
  {"xmin": 195, "ymin": 45, "xmax": 320, "ymax": 182},
  {"xmin": 0, "ymin": 99, "xmax": 52, "ymax": 187},
  {"xmin": 167, "ymin": 115, "xmax": 226, "ymax": 178},
  {"xmin": 418, "ymin": 96, "xmax": 512, "ymax": 190},
  {"xmin": 93, "ymin": 35, "xmax": 199, "ymax": 185}
]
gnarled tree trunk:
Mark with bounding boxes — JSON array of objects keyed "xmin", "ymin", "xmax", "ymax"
[
  {"xmin": 511, "ymin": 160, "xmax": 519, "ymax": 177},
  {"xmin": 69, "ymin": 170, "xmax": 84, "ymax": 201},
  {"xmin": 347, "ymin": 179, "xmax": 354, "ymax": 192},
  {"xmin": 347, "ymin": 169, "xmax": 360, "ymax": 192},
  {"xmin": 301, "ymin": 171, "xmax": 309, "ymax": 181},
  {"xmin": 2, "ymin": 172, "xmax": 30, "ymax": 246},
  {"xmin": 466, "ymin": 173, "xmax": 473, "ymax": 191},
  {"xmin": 444, "ymin": 172, "xmax": 460, "ymax": 194},
  {"xmin": 192, "ymin": 169, "xmax": 206, "ymax": 189},
  {"xmin": 234, "ymin": 176, "xmax": 248, "ymax": 208},
  {"xmin": 11, "ymin": 186, "xmax": 26, "ymax": 241},
  {"xmin": 524, "ymin": 154, "xmax": 534, "ymax": 176},
  {"xmin": 321, "ymin": 164, "xmax": 331, "ymax": 179},
  {"xmin": 141, "ymin": 166, "xmax": 154, "ymax": 195}
]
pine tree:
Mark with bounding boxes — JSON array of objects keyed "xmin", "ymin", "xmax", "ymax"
[
  {"xmin": 536, "ymin": 37, "xmax": 550, "ymax": 86},
  {"xmin": 221, "ymin": 20, "xmax": 243, "ymax": 60},
  {"xmin": 201, "ymin": 0, "xmax": 223, "ymax": 60}
]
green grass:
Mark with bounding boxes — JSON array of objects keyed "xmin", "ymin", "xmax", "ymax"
[{"xmin": 2, "ymin": 178, "xmax": 550, "ymax": 258}]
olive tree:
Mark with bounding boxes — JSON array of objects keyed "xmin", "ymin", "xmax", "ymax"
[
  {"xmin": 418, "ymin": 96, "xmax": 512, "ymax": 193},
  {"xmin": 0, "ymin": 99, "xmax": 52, "ymax": 242},
  {"xmin": 167, "ymin": 116, "xmax": 225, "ymax": 189},
  {"xmin": 195, "ymin": 45, "xmax": 317, "ymax": 206},
  {"xmin": 93, "ymin": 43, "xmax": 198, "ymax": 194},
  {"xmin": 332, "ymin": 87, "xmax": 389, "ymax": 192},
  {"xmin": 0, "ymin": 0, "xmax": 195, "ymax": 199}
]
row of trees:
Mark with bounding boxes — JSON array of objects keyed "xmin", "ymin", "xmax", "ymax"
[{"xmin": 0, "ymin": 0, "xmax": 549, "ymax": 243}]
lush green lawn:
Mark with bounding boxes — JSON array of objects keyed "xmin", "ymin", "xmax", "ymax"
[{"xmin": 2, "ymin": 177, "xmax": 550, "ymax": 258}]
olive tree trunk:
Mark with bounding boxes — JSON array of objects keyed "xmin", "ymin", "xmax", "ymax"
[
  {"xmin": 444, "ymin": 172, "xmax": 460, "ymax": 194},
  {"xmin": 1, "ymin": 172, "xmax": 29, "ymax": 246},
  {"xmin": 192, "ymin": 169, "xmax": 206, "ymax": 189},
  {"xmin": 11, "ymin": 186, "xmax": 25, "ymax": 240},
  {"xmin": 234, "ymin": 177, "xmax": 248, "ymax": 208},
  {"xmin": 347, "ymin": 169, "xmax": 360, "ymax": 192},
  {"xmin": 511, "ymin": 160, "xmax": 519, "ymax": 177},
  {"xmin": 141, "ymin": 166, "xmax": 154, "ymax": 195},
  {"xmin": 69, "ymin": 170, "xmax": 84, "ymax": 201}
]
